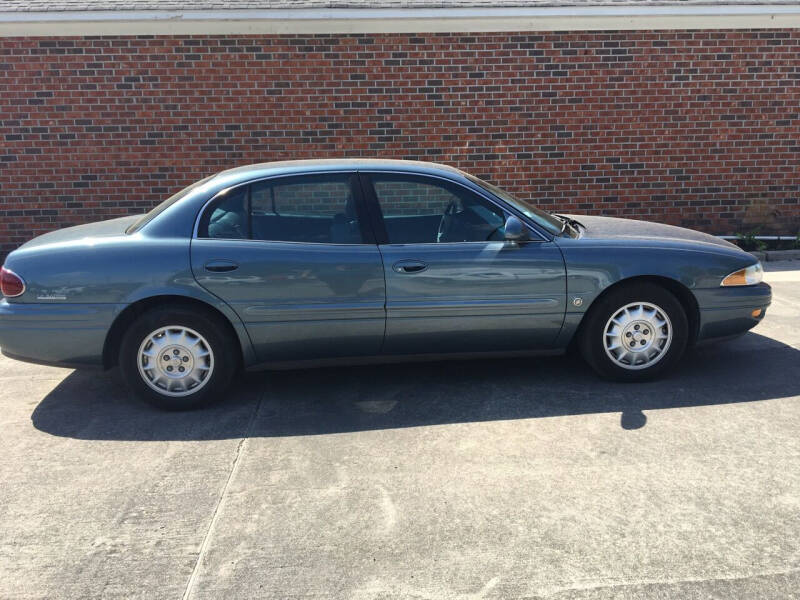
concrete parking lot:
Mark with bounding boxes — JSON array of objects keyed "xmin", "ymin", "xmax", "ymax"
[{"xmin": 1, "ymin": 262, "xmax": 799, "ymax": 599}]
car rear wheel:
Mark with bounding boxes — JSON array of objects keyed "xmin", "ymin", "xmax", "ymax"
[
  {"xmin": 119, "ymin": 306, "xmax": 237, "ymax": 410},
  {"xmin": 579, "ymin": 282, "xmax": 688, "ymax": 381}
]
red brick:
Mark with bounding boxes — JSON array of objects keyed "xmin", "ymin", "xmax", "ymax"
[{"xmin": 1, "ymin": 30, "xmax": 799, "ymax": 257}]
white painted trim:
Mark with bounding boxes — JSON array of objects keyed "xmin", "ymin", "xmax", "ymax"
[{"xmin": 1, "ymin": 5, "xmax": 800, "ymax": 36}]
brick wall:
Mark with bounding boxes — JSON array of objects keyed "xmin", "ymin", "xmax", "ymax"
[{"xmin": 1, "ymin": 30, "xmax": 799, "ymax": 256}]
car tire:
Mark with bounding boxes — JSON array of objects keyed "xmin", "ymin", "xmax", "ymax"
[
  {"xmin": 118, "ymin": 305, "xmax": 238, "ymax": 410},
  {"xmin": 579, "ymin": 282, "xmax": 689, "ymax": 382}
]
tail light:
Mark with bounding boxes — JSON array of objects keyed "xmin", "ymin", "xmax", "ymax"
[{"xmin": 0, "ymin": 266, "xmax": 25, "ymax": 298}]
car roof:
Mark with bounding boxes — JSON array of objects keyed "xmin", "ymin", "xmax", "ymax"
[{"xmin": 211, "ymin": 158, "xmax": 467, "ymax": 188}]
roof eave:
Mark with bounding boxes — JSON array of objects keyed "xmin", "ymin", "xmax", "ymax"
[{"xmin": 2, "ymin": 5, "xmax": 800, "ymax": 36}]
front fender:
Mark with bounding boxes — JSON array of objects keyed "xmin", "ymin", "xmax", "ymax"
[{"xmin": 552, "ymin": 240, "xmax": 758, "ymax": 346}]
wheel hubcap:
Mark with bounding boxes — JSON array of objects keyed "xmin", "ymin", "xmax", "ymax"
[
  {"xmin": 604, "ymin": 302, "xmax": 672, "ymax": 370},
  {"xmin": 137, "ymin": 326, "xmax": 214, "ymax": 397}
]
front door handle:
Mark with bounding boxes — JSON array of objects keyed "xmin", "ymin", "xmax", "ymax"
[
  {"xmin": 392, "ymin": 260, "xmax": 428, "ymax": 274},
  {"xmin": 204, "ymin": 260, "xmax": 239, "ymax": 273}
]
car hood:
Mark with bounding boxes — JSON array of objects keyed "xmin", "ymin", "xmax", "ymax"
[
  {"xmin": 564, "ymin": 214, "xmax": 739, "ymax": 251},
  {"xmin": 17, "ymin": 215, "xmax": 141, "ymax": 251}
]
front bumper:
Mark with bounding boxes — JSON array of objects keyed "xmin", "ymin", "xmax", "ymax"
[
  {"xmin": 0, "ymin": 300, "xmax": 121, "ymax": 368},
  {"xmin": 694, "ymin": 282, "xmax": 772, "ymax": 342}
]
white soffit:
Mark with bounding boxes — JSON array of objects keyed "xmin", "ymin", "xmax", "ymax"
[{"xmin": 1, "ymin": 5, "xmax": 800, "ymax": 36}]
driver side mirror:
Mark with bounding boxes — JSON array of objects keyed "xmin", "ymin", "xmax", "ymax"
[{"xmin": 503, "ymin": 215, "xmax": 529, "ymax": 242}]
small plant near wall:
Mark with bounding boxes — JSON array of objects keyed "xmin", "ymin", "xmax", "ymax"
[
  {"xmin": 732, "ymin": 229, "xmax": 800, "ymax": 251},
  {"xmin": 735, "ymin": 229, "xmax": 767, "ymax": 251}
]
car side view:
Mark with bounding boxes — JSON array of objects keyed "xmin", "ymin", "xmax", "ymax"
[{"xmin": 0, "ymin": 160, "xmax": 771, "ymax": 410}]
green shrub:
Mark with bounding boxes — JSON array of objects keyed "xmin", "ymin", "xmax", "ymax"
[{"xmin": 735, "ymin": 229, "xmax": 767, "ymax": 252}]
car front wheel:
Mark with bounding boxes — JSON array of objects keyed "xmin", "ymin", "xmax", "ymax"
[
  {"xmin": 579, "ymin": 282, "xmax": 689, "ymax": 381},
  {"xmin": 119, "ymin": 306, "xmax": 237, "ymax": 410}
]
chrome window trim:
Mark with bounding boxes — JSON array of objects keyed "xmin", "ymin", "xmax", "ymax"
[{"xmin": 191, "ymin": 238, "xmax": 381, "ymax": 248}]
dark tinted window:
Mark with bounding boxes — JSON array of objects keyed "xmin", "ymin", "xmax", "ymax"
[
  {"xmin": 370, "ymin": 175, "xmax": 506, "ymax": 244},
  {"xmin": 197, "ymin": 174, "xmax": 366, "ymax": 244},
  {"xmin": 250, "ymin": 174, "xmax": 363, "ymax": 244},
  {"xmin": 197, "ymin": 186, "xmax": 248, "ymax": 239},
  {"xmin": 465, "ymin": 175, "xmax": 563, "ymax": 236}
]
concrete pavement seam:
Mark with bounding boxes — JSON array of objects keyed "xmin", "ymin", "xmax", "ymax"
[
  {"xmin": 180, "ymin": 388, "xmax": 266, "ymax": 600},
  {"xmin": 539, "ymin": 567, "xmax": 800, "ymax": 597}
]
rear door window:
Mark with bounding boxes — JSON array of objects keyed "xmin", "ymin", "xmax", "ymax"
[
  {"xmin": 251, "ymin": 174, "xmax": 364, "ymax": 244},
  {"xmin": 197, "ymin": 173, "xmax": 368, "ymax": 244}
]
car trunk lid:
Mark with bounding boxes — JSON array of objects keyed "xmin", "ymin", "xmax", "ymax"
[{"xmin": 16, "ymin": 215, "xmax": 142, "ymax": 251}]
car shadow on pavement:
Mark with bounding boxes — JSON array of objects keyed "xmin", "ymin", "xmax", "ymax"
[{"xmin": 31, "ymin": 332, "xmax": 800, "ymax": 441}]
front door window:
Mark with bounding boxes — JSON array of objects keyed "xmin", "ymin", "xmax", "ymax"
[{"xmin": 369, "ymin": 175, "xmax": 507, "ymax": 244}]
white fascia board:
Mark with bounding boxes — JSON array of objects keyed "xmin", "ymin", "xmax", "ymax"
[{"xmin": 1, "ymin": 5, "xmax": 800, "ymax": 36}]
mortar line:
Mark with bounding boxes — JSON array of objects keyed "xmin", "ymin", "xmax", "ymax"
[{"xmin": 181, "ymin": 389, "xmax": 265, "ymax": 600}]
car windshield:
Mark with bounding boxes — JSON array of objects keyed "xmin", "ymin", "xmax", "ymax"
[
  {"xmin": 465, "ymin": 174, "xmax": 565, "ymax": 236},
  {"xmin": 126, "ymin": 174, "xmax": 216, "ymax": 234}
]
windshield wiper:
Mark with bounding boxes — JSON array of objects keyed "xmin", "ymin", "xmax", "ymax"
[{"xmin": 554, "ymin": 214, "xmax": 585, "ymax": 231}]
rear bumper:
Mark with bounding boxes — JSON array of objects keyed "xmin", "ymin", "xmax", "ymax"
[
  {"xmin": 694, "ymin": 282, "xmax": 771, "ymax": 342},
  {"xmin": 0, "ymin": 300, "xmax": 120, "ymax": 368}
]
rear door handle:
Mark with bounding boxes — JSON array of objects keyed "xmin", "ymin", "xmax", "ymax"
[
  {"xmin": 204, "ymin": 260, "xmax": 239, "ymax": 273},
  {"xmin": 392, "ymin": 260, "xmax": 428, "ymax": 274}
]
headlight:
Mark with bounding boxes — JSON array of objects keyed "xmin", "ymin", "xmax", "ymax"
[{"xmin": 721, "ymin": 262, "xmax": 763, "ymax": 286}]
